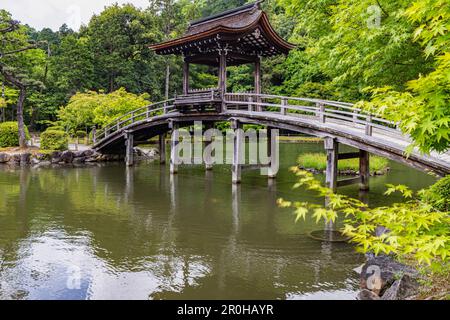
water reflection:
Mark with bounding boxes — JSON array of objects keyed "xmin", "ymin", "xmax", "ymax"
[{"xmin": 0, "ymin": 143, "xmax": 436, "ymax": 300}]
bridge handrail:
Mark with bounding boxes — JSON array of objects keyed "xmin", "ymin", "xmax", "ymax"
[
  {"xmin": 94, "ymin": 99, "xmax": 175, "ymax": 141},
  {"xmin": 94, "ymin": 92, "xmax": 402, "ymax": 146},
  {"xmin": 224, "ymin": 93, "xmax": 400, "ymax": 135}
]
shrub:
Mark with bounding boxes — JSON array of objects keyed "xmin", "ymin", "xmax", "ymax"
[
  {"xmin": 40, "ymin": 129, "xmax": 69, "ymax": 151},
  {"xmin": 0, "ymin": 121, "xmax": 30, "ymax": 147},
  {"xmin": 421, "ymin": 175, "xmax": 450, "ymax": 211}
]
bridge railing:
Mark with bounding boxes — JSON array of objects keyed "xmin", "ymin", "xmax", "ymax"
[
  {"xmin": 224, "ymin": 93, "xmax": 401, "ymax": 137},
  {"xmin": 94, "ymin": 99, "xmax": 175, "ymax": 143}
]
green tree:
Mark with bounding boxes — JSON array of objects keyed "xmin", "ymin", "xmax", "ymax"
[
  {"xmin": 57, "ymin": 88, "xmax": 150, "ymax": 132},
  {"xmin": 84, "ymin": 4, "xmax": 162, "ymax": 96},
  {"xmin": 0, "ymin": 10, "xmax": 46, "ymax": 147}
]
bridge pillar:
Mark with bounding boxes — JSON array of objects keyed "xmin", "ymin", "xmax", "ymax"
[
  {"xmin": 324, "ymin": 137, "xmax": 338, "ymax": 192},
  {"xmin": 204, "ymin": 123, "xmax": 214, "ymax": 171},
  {"xmin": 170, "ymin": 122, "xmax": 179, "ymax": 174},
  {"xmin": 125, "ymin": 131, "xmax": 134, "ymax": 167},
  {"xmin": 159, "ymin": 134, "xmax": 166, "ymax": 165},
  {"xmin": 267, "ymin": 127, "xmax": 278, "ymax": 179},
  {"xmin": 359, "ymin": 150, "xmax": 370, "ymax": 191},
  {"xmin": 231, "ymin": 120, "xmax": 243, "ymax": 184}
]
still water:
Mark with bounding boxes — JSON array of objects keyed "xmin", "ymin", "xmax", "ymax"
[{"xmin": 0, "ymin": 143, "xmax": 436, "ymax": 300}]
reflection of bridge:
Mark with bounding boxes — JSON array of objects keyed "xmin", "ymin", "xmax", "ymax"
[
  {"xmin": 92, "ymin": 2, "xmax": 449, "ymax": 190},
  {"xmin": 92, "ymin": 92, "xmax": 450, "ymax": 189}
]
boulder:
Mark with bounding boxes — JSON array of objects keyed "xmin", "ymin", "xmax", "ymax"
[
  {"xmin": 357, "ymin": 289, "xmax": 381, "ymax": 300},
  {"xmin": 381, "ymin": 275, "xmax": 419, "ymax": 300},
  {"xmin": 61, "ymin": 151, "xmax": 74, "ymax": 163},
  {"xmin": 31, "ymin": 157, "xmax": 41, "ymax": 165},
  {"xmin": 8, "ymin": 154, "xmax": 21, "ymax": 164},
  {"xmin": 72, "ymin": 157, "xmax": 86, "ymax": 164},
  {"xmin": 73, "ymin": 150, "xmax": 85, "ymax": 158},
  {"xmin": 20, "ymin": 153, "xmax": 31, "ymax": 165},
  {"xmin": 0, "ymin": 153, "xmax": 10, "ymax": 163},
  {"xmin": 360, "ymin": 255, "xmax": 419, "ymax": 296},
  {"xmin": 82, "ymin": 149, "xmax": 95, "ymax": 157}
]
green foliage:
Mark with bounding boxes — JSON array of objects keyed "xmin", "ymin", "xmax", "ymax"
[
  {"xmin": 278, "ymin": 169, "xmax": 450, "ymax": 266},
  {"xmin": 298, "ymin": 153, "xmax": 389, "ymax": 173},
  {"xmin": 40, "ymin": 129, "xmax": 68, "ymax": 151},
  {"xmin": 57, "ymin": 88, "xmax": 150, "ymax": 131},
  {"xmin": 421, "ymin": 175, "xmax": 450, "ymax": 211},
  {"xmin": 0, "ymin": 122, "xmax": 30, "ymax": 147}
]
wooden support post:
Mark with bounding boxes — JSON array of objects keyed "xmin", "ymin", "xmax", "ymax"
[
  {"xmin": 205, "ymin": 123, "xmax": 214, "ymax": 171},
  {"xmin": 159, "ymin": 133, "xmax": 166, "ymax": 165},
  {"xmin": 365, "ymin": 114, "xmax": 373, "ymax": 136},
  {"xmin": 359, "ymin": 150, "xmax": 370, "ymax": 191},
  {"xmin": 92, "ymin": 126, "xmax": 97, "ymax": 144},
  {"xmin": 267, "ymin": 127, "xmax": 277, "ymax": 179},
  {"xmin": 125, "ymin": 131, "xmax": 134, "ymax": 167},
  {"xmin": 170, "ymin": 122, "xmax": 179, "ymax": 174},
  {"xmin": 183, "ymin": 61, "xmax": 189, "ymax": 95},
  {"xmin": 232, "ymin": 120, "xmax": 243, "ymax": 184},
  {"xmin": 254, "ymin": 56, "xmax": 262, "ymax": 112},
  {"xmin": 247, "ymin": 96, "xmax": 253, "ymax": 112},
  {"xmin": 318, "ymin": 103, "xmax": 326, "ymax": 123},
  {"xmin": 281, "ymin": 98, "xmax": 287, "ymax": 116},
  {"xmin": 324, "ymin": 137, "xmax": 338, "ymax": 192},
  {"xmin": 218, "ymin": 51, "xmax": 227, "ymax": 112}
]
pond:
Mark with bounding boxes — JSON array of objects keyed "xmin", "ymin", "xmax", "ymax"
[{"xmin": 0, "ymin": 143, "xmax": 436, "ymax": 300}]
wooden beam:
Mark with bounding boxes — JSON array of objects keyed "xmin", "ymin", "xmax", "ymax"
[{"xmin": 338, "ymin": 152, "xmax": 361, "ymax": 160}]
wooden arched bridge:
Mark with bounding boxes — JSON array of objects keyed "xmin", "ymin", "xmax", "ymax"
[
  {"xmin": 92, "ymin": 2, "xmax": 449, "ymax": 190},
  {"xmin": 92, "ymin": 92, "xmax": 450, "ymax": 190}
]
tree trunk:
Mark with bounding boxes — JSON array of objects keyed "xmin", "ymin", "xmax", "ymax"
[
  {"xmin": 1, "ymin": 83, "xmax": 5, "ymax": 122},
  {"xmin": 165, "ymin": 62, "xmax": 170, "ymax": 100},
  {"xmin": 17, "ymin": 87, "xmax": 27, "ymax": 148}
]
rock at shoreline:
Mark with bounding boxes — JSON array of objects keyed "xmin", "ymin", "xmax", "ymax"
[
  {"xmin": 381, "ymin": 275, "xmax": 419, "ymax": 300},
  {"xmin": 358, "ymin": 255, "xmax": 420, "ymax": 300},
  {"xmin": 357, "ymin": 289, "xmax": 381, "ymax": 300},
  {"xmin": 20, "ymin": 153, "xmax": 31, "ymax": 165},
  {"xmin": 0, "ymin": 153, "xmax": 11, "ymax": 163},
  {"xmin": 61, "ymin": 151, "xmax": 74, "ymax": 163},
  {"xmin": 1, "ymin": 147, "xmax": 158, "ymax": 167}
]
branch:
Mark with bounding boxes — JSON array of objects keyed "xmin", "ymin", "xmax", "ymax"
[
  {"xmin": 1, "ymin": 44, "xmax": 39, "ymax": 57},
  {"xmin": 0, "ymin": 20, "xmax": 19, "ymax": 33},
  {"xmin": 376, "ymin": 0, "xmax": 389, "ymax": 18}
]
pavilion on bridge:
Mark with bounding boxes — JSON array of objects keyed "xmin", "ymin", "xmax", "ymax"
[{"xmin": 150, "ymin": 1, "xmax": 295, "ymax": 111}]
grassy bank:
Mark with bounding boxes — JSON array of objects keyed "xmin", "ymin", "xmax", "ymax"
[{"xmin": 298, "ymin": 153, "xmax": 390, "ymax": 174}]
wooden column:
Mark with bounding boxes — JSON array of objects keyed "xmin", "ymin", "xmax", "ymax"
[
  {"xmin": 183, "ymin": 61, "xmax": 189, "ymax": 95},
  {"xmin": 218, "ymin": 51, "xmax": 227, "ymax": 111},
  {"xmin": 254, "ymin": 56, "xmax": 262, "ymax": 112},
  {"xmin": 125, "ymin": 131, "xmax": 134, "ymax": 167},
  {"xmin": 324, "ymin": 137, "xmax": 338, "ymax": 192},
  {"xmin": 204, "ymin": 122, "xmax": 214, "ymax": 171},
  {"xmin": 267, "ymin": 127, "xmax": 277, "ymax": 179},
  {"xmin": 232, "ymin": 120, "xmax": 243, "ymax": 184},
  {"xmin": 159, "ymin": 133, "xmax": 166, "ymax": 165},
  {"xmin": 170, "ymin": 122, "xmax": 179, "ymax": 174},
  {"xmin": 359, "ymin": 150, "xmax": 370, "ymax": 191}
]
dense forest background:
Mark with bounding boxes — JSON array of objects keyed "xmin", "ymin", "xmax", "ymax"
[{"xmin": 0, "ymin": 0, "xmax": 449, "ymax": 154}]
